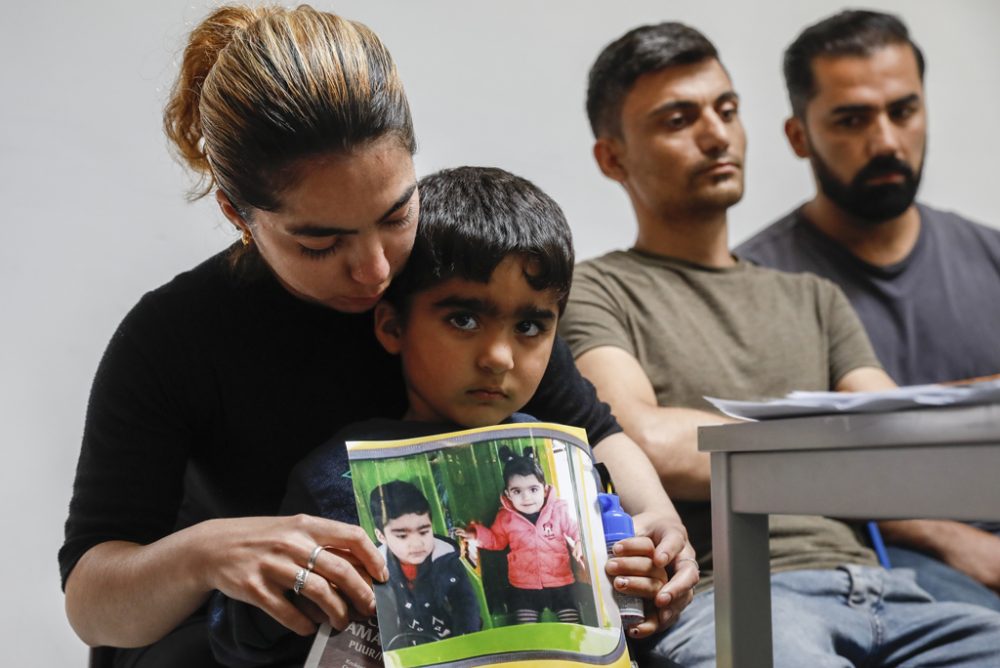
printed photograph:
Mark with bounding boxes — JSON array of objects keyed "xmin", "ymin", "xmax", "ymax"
[{"xmin": 346, "ymin": 423, "xmax": 629, "ymax": 668}]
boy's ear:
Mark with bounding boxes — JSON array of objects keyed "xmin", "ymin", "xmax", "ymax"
[
  {"xmin": 373, "ymin": 528, "xmax": 386, "ymax": 544},
  {"xmin": 374, "ymin": 301, "xmax": 404, "ymax": 354}
]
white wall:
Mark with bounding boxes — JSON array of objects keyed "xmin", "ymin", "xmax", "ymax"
[{"xmin": 2, "ymin": 1, "xmax": 996, "ymax": 663}]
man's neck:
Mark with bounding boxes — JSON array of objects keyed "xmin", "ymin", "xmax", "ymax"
[
  {"xmin": 633, "ymin": 208, "xmax": 735, "ymax": 267},
  {"xmin": 802, "ymin": 196, "xmax": 921, "ymax": 267}
]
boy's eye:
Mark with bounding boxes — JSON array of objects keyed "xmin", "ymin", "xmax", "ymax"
[
  {"xmin": 448, "ymin": 313, "xmax": 479, "ymax": 331},
  {"xmin": 515, "ymin": 320, "xmax": 544, "ymax": 337}
]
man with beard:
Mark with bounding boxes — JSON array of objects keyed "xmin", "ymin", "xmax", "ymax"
[
  {"xmin": 560, "ymin": 21, "xmax": 1000, "ymax": 666},
  {"xmin": 737, "ymin": 10, "xmax": 1000, "ymax": 612}
]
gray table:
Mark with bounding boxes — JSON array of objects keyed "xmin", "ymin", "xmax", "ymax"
[{"xmin": 697, "ymin": 403, "xmax": 1000, "ymax": 668}]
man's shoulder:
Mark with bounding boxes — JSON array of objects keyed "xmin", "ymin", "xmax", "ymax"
[
  {"xmin": 920, "ymin": 203, "xmax": 1000, "ymax": 249},
  {"xmin": 734, "ymin": 207, "xmax": 810, "ymax": 270},
  {"xmin": 575, "ymin": 249, "xmax": 639, "ymax": 276},
  {"xmin": 740, "ymin": 258, "xmax": 840, "ymax": 296}
]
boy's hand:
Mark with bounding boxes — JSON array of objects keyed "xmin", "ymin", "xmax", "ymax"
[{"xmin": 607, "ymin": 514, "xmax": 698, "ymax": 637}]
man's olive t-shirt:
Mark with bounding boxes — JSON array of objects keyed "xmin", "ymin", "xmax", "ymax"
[{"xmin": 560, "ymin": 249, "xmax": 882, "ymax": 590}]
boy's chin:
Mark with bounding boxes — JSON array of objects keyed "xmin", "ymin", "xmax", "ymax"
[{"xmin": 400, "ymin": 555, "xmax": 429, "ymax": 565}]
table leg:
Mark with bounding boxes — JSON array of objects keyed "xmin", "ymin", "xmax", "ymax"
[{"xmin": 711, "ymin": 452, "xmax": 772, "ymax": 668}]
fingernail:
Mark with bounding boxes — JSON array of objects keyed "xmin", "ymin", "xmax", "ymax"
[
  {"xmin": 615, "ymin": 577, "xmax": 629, "ymax": 589},
  {"xmin": 368, "ymin": 597, "xmax": 377, "ymax": 614},
  {"xmin": 381, "ymin": 567, "xmax": 390, "ymax": 582},
  {"xmin": 613, "ymin": 542, "xmax": 624, "ymax": 555},
  {"xmin": 658, "ymin": 592, "xmax": 672, "ymax": 606}
]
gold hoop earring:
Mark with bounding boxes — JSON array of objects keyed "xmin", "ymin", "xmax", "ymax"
[{"xmin": 241, "ymin": 228, "xmax": 252, "ymax": 247}]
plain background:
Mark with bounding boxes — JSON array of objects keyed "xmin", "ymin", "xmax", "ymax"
[{"xmin": 2, "ymin": 1, "xmax": 998, "ymax": 663}]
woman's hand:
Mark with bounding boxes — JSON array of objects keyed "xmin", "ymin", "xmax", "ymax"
[
  {"xmin": 200, "ymin": 515, "xmax": 387, "ymax": 635},
  {"xmin": 606, "ymin": 514, "xmax": 698, "ymax": 638}
]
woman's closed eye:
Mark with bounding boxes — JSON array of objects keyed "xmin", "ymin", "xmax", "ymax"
[{"xmin": 298, "ymin": 238, "xmax": 341, "ymax": 259}]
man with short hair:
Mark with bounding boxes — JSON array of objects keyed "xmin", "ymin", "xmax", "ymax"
[
  {"xmin": 561, "ymin": 21, "xmax": 1000, "ymax": 666},
  {"xmin": 737, "ymin": 10, "xmax": 1000, "ymax": 612}
]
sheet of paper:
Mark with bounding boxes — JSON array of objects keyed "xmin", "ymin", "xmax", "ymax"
[{"xmin": 705, "ymin": 378, "xmax": 1000, "ymax": 421}]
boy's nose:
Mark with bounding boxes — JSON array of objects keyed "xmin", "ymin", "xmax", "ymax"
[{"xmin": 478, "ymin": 336, "xmax": 515, "ymax": 374}]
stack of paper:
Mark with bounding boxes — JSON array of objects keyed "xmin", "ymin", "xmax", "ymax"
[{"xmin": 705, "ymin": 378, "xmax": 1000, "ymax": 421}]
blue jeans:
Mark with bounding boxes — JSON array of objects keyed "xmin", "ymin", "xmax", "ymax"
[
  {"xmin": 886, "ymin": 546, "xmax": 1000, "ymax": 613},
  {"xmin": 639, "ymin": 566, "xmax": 1000, "ymax": 667}
]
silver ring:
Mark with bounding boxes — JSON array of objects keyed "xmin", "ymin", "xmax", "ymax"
[
  {"xmin": 293, "ymin": 567, "xmax": 309, "ymax": 595},
  {"xmin": 307, "ymin": 545, "xmax": 326, "ymax": 571},
  {"xmin": 677, "ymin": 557, "xmax": 700, "ymax": 571}
]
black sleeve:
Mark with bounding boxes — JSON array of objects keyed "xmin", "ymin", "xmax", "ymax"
[
  {"xmin": 59, "ymin": 296, "xmax": 199, "ymax": 589},
  {"xmin": 522, "ymin": 336, "xmax": 621, "ymax": 446},
  {"xmin": 208, "ymin": 439, "xmax": 349, "ymax": 666},
  {"xmin": 207, "ymin": 591, "xmax": 312, "ymax": 668}
]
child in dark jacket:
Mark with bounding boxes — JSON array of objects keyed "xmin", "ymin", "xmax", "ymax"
[
  {"xmin": 369, "ymin": 480, "xmax": 481, "ymax": 649},
  {"xmin": 208, "ymin": 166, "xmax": 691, "ymax": 667},
  {"xmin": 457, "ymin": 447, "xmax": 585, "ymax": 624}
]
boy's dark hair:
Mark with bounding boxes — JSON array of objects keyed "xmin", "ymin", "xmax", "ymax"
[
  {"xmin": 499, "ymin": 446, "xmax": 545, "ymax": 487},
  {"xmin": 587, "ymin": 23, "xmax": 719, "ymax": 138},
  {"xmin": 369, "ymin": 480, "xmax": 431, "ymax": 531},
  {"xmin": 784, "ymin": 10, "xmax": 925, "ymax": 119},
  {"xmin": 384, "ymin": 166, "xmax": 574, "ymax": 315}
]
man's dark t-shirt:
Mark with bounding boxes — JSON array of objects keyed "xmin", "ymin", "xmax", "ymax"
[{"xmin": 737, "ymin": 203, "xmax": 1000, "ymax": 386}]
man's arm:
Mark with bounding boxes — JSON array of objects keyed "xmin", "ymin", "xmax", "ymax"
[
  {"xmin": 577, "ymin": 345, "xmax": 735, "ymax": 500},
  {"xmin": 834, "ymin": 366, "xmax": 896, "ymax": 392},
  {"xmin": 829, "ymin": 368, "xmax": 1000, "ymax": 592},
  {"xmin": 591, "ymin": 430, "xmax": 699, "ymax": 634},
  {"xmin": 878, "ymin": 520, "xmax": 1000, "ymax": 593}
]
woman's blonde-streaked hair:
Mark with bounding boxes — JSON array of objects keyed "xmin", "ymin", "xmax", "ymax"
[{"xmin": 163, "ymin": 4, "xmax": 414, "ymax": 226}]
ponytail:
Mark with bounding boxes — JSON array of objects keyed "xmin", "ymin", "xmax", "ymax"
[{"xmin": 163, "ymin": 4, "xmax": 415, "ymax": 219}]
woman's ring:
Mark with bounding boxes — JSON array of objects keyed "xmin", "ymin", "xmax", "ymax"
[
  {"xmin": 293, "ymin": 567, "xmax": 310, "ymax": 595},
  {"xmin": 307, "ymin": 545, "xmax": 326, "ymax": 571},
  {"xmin": 677, "ymin": 557, "xmax": 700, "ymax": 571}
]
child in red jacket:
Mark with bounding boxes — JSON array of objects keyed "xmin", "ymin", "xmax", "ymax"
[{"xmin": 457, "ymin": 446, "xmax": 585, "ymax": 624}]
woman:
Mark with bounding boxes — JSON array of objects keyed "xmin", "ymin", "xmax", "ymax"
[{"xmin": 60, "ymin": 6, "xmax": 697, "ymax": 666}]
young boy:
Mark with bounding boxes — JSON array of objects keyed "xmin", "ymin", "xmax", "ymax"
[
  {"xmin": 368, "ymin": 480, "xmax": 481, "ymax": 648},
  {"xmin": 209, "ymin": 166, "xmax": 695, "ymax": 666}
]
